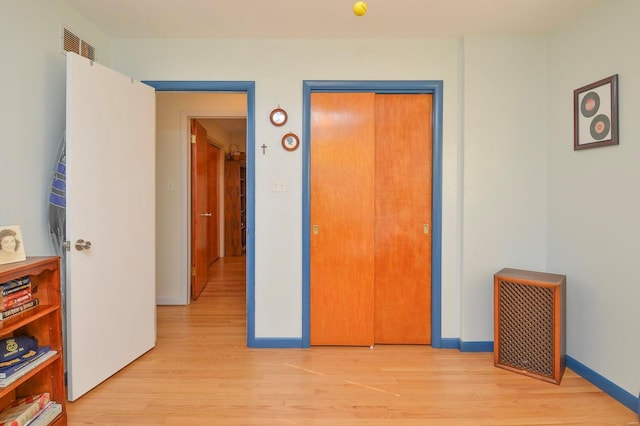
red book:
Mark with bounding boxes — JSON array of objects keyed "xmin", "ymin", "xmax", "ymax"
[
  {"xmin": 1, "ymin": 284, "xmax": 31, "ymax": 298},
  {"xmin": 1, "ymin": 289, "xmax": 30, "ymax": 303},
  {"xmin": 1, "ymin": 292, "xmax": 32, "ymax": 311},
  {"xmin": 0, "ymin": 299, "xmax": 39, "ymax": 321}
]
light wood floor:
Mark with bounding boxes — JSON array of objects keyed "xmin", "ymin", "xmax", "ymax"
[{"xmin": 66, "ymin": 256, "xmax": 637, "ymax": 425}]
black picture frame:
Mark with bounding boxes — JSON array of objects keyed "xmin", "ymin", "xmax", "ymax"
[{"xmin": 573, "ymin": 75, "xmax": 618, "ymax": 151}]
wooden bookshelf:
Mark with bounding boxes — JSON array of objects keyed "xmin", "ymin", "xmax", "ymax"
[
  {"xmin": 0, "ymin": 257, "xmax": 67, "ymax": 424},
  {"xmin": 224, "ymin": 159, "xmax": 246, "ymax": 256}
]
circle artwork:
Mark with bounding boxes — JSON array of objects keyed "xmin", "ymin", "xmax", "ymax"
[
  {"xmin": 590, "ymin": 114, "xmax": 610, "ymax": 140},
  {"xmin": 580, "ymin": 92, "xmax": 600, "ymax": 118},
  {"xmin": 281, "ymin": 133, "xmax": 300, "ymax": 151},
  {"xmin": 270, "ymin": 108, "xmax": 288, "ymax": 126}
]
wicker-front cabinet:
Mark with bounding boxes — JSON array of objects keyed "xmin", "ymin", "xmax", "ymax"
[
  {"xmin": 0, "ymin": 257, "xmax": 67, "ymax": 424},
  {"xmin": 494, "ymin": 268, "xmax": 566, "ymax": 384}
]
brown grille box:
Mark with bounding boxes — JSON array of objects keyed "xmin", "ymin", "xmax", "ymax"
[{"xmin": 494, "ymin": 268, "xmax": 566, "ymax": 384}]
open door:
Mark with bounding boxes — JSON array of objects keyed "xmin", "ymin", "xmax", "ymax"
[
  {"xmin": 65, "ymin": 53, "xmax": 156, "ymax": 400},
  {"xmin": 190, "ymin": 119, "xmax": 209, "ymax": 300}
]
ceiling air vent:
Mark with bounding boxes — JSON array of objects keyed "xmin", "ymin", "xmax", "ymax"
[{"xmin": 63, "ymin": 28, "xmax": 96, "ymax": 61}]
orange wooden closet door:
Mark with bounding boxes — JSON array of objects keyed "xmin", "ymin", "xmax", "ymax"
[
  {"xmin": 310, "ymin": 92, "xmax": 432, "ymax": 346},
  {"xmin": 310, "ymin": 92, "xmax": 376, "ymax": 345},
  {"xmin": 374, "ymin": 94, "xmax": 432, "ymax": 344}
]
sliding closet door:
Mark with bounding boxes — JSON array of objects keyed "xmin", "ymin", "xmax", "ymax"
[
  {"xmin": 310, "ymin": 92, "xmax": 376, "ymax": 345},
  {"xmin": 310, "ymin": 92, "xmax": 433, "ymax": 345},
  {"xmin": 374, "ymin": 94, "xmax": 432, "ymax": 344}
]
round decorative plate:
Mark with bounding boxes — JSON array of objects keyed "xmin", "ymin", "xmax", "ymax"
[
  {"xmin": 270, "ymin": 108, "xmax": 288, "ymax": 126},
  {"xmin": 281, "ymin": 133, "xmax": 300, "ymax": 151}
]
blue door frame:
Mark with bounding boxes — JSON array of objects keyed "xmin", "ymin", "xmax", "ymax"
[{"xmin": 143, "ymin": 81, "xmax": 257, "ymax": 347}]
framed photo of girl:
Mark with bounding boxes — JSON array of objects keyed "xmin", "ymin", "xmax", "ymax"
[
  {"xmin": 573, "ymin": 74, "xmax": 619, "ymax": 151},
  {"xmin": 0, "ymin": 225, "xmax": 27, "ymax": 265}
]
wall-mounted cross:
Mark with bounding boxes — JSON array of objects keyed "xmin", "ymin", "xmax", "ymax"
[{"xmin": 261, "ymin": 144, "xmax": 268, "ymax": 154}]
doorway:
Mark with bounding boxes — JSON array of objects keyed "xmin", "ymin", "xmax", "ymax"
[
  {"xmin": 191, "ymin": 118, "xmax": 247, "ymax": 301},
  {"xmin": 145, "ymin": 81, "xmax": 257, "ymax": 346},
  {"xmin": 301, "ymin": 80, "xmax": 444, "ymax": 348}
]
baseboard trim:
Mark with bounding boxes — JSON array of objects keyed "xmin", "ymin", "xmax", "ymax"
[
  {"xmin": 250, "ymin": 338, "xmax": 304, "ymax": 348},
  {"xmin": 566, "ymin": 356, "xmax": 638, "ymax": 413},
  {"xmin": 437, "ymin": 339, "xmax": 494, "ymax": 352},
  {"xmin": 156, "ymin": 297, "xmax": 186, "ymax": 305},
  {"xmin": 439, "ymin": 338, "xmax": 461, "ymax": 349},
  {"xmin": 460, "ymin": 340, "xmax": 494, "ymax": 352}
]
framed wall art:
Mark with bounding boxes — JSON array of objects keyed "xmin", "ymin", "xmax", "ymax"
[
  {"xmin": 0, "ymin": 225, "xmax": 27, "ymax": 265},
  {"xmin": 573, "ymin": 74, "xmax": 618, "ymax": 151},
  {"xmin": 281, "ymin": 132, "xmax": 300, "ymax": 152}
]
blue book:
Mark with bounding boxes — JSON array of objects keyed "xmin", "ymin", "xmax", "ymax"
[
  {"xmin": 0, "ymin": 276, "xmax": 30, "ymax": 292},
  {"xmin": 0, "ymin": 346, "xmax": 51, "ymax": 379}
]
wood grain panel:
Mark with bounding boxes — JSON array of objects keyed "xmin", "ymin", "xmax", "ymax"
[
  {"xmin": 374, "ymin": 94, "xmax": 432, "ymax": 344},
  {"xmin": 310, "ymin": 92, "xmax": 376, "ymax": 345},
  {"xmin": 191, "ymin": 119, "xmax": 209, "ymax": 301},
  {"xmin": 207, "ymin": 143, "xmax": 221, "ymax": 264}
]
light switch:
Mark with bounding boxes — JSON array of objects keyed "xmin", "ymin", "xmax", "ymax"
[
  {"xmin": 167, "ymin": 180, "xmax": 175, "ymax": 192},
  {"xmin": 272, "ymin": 177, "xmax": 287, "ymax": 192}
]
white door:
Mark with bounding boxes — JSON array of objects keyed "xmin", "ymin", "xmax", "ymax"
[{"xmin": 65, "ymin": 53, "xmax": 156, "ymax": 401}]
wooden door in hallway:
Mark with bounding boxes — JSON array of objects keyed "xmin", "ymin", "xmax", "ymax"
[
  {"xmin": 191, "ymin": 119, "xmax": 209, "ymax": 301},
  {"xmin": 310, "ymin": 92, "xmax": 432, "ymax": 345}
]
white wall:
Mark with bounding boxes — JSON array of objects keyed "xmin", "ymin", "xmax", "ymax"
[
  {"xmin": 461, "ymin": 36, "xmax": 548, "ymax": 342},
  {"xmin": 111, "ymin": 39, "xmax": 462, "ymax": 338},
  {"xmin": 155, "ymin": 93, "xmax": 247, "ymax": 304},
  {"xmin": 547, "ymin": 0, "xmax": 640, "ymax": 397},
  {"xmin": 0, "ymin": 0, "xmax": 109, "ymax": 255}
]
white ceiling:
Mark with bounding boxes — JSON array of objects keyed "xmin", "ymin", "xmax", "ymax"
[{"xmin": 64, "ymin": 0, "xmax": 600, "ymax": 39}]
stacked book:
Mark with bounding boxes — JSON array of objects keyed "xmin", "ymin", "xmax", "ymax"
[
  {"xmin": 0, "ymin": 277, "xmax": 39, "ymax": 320},
  {"xmin": 0, "ymin": 345, "xmax": 57, "ymax": 388},
  {"xmin": 0, "ymin": 392, "xmax": 62, "ymax": 426}
]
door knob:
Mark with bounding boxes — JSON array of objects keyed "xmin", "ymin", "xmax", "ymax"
[
  {"xmin": 200, "ymin": 213, "xmax": 212, "ymax": 217},
  {"xmin": 75, "ymin": 239, "xmax": 92, "ymax": 251}
]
